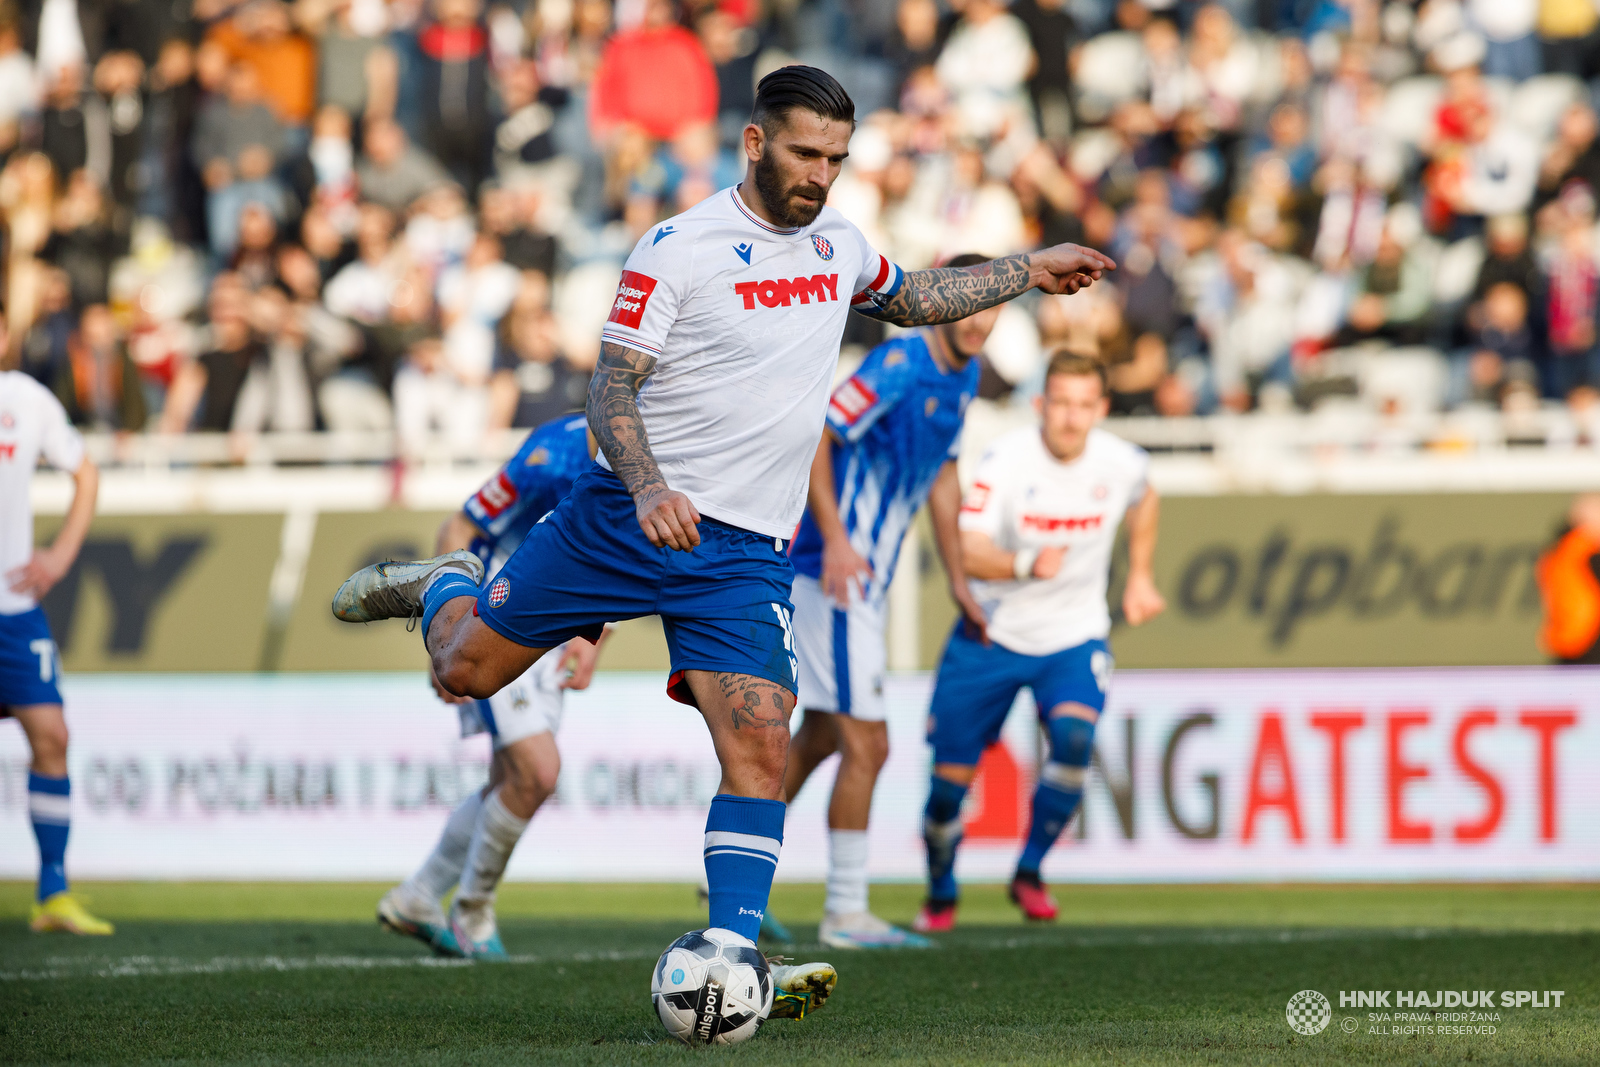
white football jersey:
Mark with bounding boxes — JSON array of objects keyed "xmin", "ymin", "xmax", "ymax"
[
  {"xmin": 599, "ymin": 185, "xmax": 903, "ymax": 538},
  {"xmin": 0, "ymin": 372, "xmax": 86, "ymax": 615},
  {"xmin": 958, "ymin": 426, "xmax": 1148, "ymax": 656}
]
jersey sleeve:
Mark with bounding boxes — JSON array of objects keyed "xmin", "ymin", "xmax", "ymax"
[
  {"xmin": 36, "ymin": 384, "xmax": 85, "ymax": 473},
  {"xmin": 825, "ymin": 345, "xmax": 910, "ymax": 443},
  {"xmin": 844, "ymin": 222, "xmax": 905, "ymax": 319},
  {"xmin": 599, "ymin": 227, "xmax": 692, "ymax": 359},
  {"xmin": 956, "ymin": 444, "xmax": 1010, "ymax": 540},
  {"xmin": 461, "ymin": 460, "xmax": 527, "ymax": 545}
]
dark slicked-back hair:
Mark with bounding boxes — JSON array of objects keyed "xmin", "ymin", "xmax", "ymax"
[
  {"xmin": 751, "ymin": 65, "xmax": 855, "ymax": 135},
  {"xmin": 942, "ymin": 252, "xmax": 989, "ymax": 269}
]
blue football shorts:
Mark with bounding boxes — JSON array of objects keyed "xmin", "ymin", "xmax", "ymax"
[
  {"xmin": 476, "ymin": 466, "xmax": 799, "ymax": 707},
  {"xmin": 0, "ymin": 607, "xmax": 65, "ymax": 711},
  {"xmin": 926, "ymin": 623, "xmax": 1111, "ymax": 767}
]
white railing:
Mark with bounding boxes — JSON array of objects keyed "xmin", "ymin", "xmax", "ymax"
[{"xmin": 71, "ymin": 405, "xmax": 1600, "ymax": 472}]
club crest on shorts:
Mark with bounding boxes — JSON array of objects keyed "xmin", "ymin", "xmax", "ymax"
[
  {"xmin": 488, "ymin": 576, "xmax": 511, "ymax": 608},
  {"xmin": 812, "ymin": 234, "xmax": 834, "ymax": 261}
]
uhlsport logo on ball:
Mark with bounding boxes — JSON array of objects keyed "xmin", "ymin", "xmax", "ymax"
[{"xmin": 1286, "ymin": 990, "xmax": 1333, "ymax": 1035}]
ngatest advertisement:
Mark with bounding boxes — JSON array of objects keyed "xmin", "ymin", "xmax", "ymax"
[{"xmin": 1, "ymin": 669, "xmax": 1592, "ymax": 882}]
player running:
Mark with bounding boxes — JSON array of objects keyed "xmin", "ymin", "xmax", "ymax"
[
  {"xmin": 376, "ymin": 414, "xmax": 604, "ymax": 959},
  {"xmin": 780, "ymin": 253, "xmax": 997, "ymax": 950},
  {"xmin": 1, "ymin": 366, "xmax": 112, "ymax": 935},
  {"xmin": 915, "ymin": 352, "xmax": 1164, "ymax": 932},
  {"xmin": 332, "ymin": 66, "xmax": 1114, "ymax": 1020}
]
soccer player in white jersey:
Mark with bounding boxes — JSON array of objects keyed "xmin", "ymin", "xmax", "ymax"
[
  {"xmin": 780, "ymin": 253, "xmax": 997, "ymax": 950},
  {"xmin": 332, "ymin": 66, "xmax": 1114, "ymax": 1021},
  {"xmin": 0, "ymin": 365, "xmax": 112, "ymax": 935},
  {"xmin": 915, "ymin": 352, "xmax": 1165, "ymax": 933}
]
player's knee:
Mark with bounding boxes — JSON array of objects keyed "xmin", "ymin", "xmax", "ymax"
[
  {"xmin": 1045, "ymin": 709, "xmax": 1097, "ymax": 768},
  {"xmin": 842, "ymin": 722, "xmax": 889, "ymax": 773},
  {"xmin": 433, "ymin": 652, "xmax": 490, "ymax": 700}
]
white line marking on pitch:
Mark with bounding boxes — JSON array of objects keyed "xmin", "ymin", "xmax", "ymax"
[{"xmin": 0, "ymin": 927, "xmax": 1471, "ymax": 983}]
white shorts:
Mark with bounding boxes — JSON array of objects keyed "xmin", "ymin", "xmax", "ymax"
[
  {"xmin": 457, "ymin": 641, "xmax": 566, "ymax": 749},
  {"xmin": 791, "ymin": 573, "xmax": 888, "ymax": 721}
]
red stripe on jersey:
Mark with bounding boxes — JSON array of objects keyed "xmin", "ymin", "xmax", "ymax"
[
  {"xmin": 607, "ymin": 270, "xmax": 658, "ymax": 329},
  {"xmin": 829, "ymin": 377, "xmax": 879, "ymax": 424}
]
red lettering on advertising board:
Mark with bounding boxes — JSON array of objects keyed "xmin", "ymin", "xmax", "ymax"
[
  {"xmin": 1309, "ymin": 710, "xmax": 1363, "ymax": 842},
  {"xmin": 1452, "ymin": 709, "xmax": 1503, "ymax": 842},
  {"xmin": 1386, "ymin": 710, "xmax": 1432, "ymax": 842},
  {"xmin": 964, "ymin": 742, "xmax": 1026, "ymax": 841},
  {"xmin": 1242, "ymin": 711, "xmax": 1304, "ymax": 841},
  {"xmin": 1518, "ymin": 708, "xmax": 1577, "ymax": 841}
]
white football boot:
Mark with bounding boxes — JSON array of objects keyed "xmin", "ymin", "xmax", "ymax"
[
  {"xmin": 767, "ymin": 960, "xmax": 838, "ymax": 1020},
  {"xmin": 818, "ymin": 910, "xmax": 932, "ymax": 950},
  {"xmin": 331, "ymin": 551, "xmax": 483, "ymax": 624},
  {"xmin": 377, "ymin": 885, "xmax": 458, "ymax": 955},
  {"xmin": 448, "ymin": 896, "xmax": 508, "ymax": 961}
]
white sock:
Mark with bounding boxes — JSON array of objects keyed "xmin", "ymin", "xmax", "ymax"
[
  {"xmin": 403, "ymin": 789, "xmax": 483, "ymax": 901},
  {"xmin": 824, "ymin": 829, "xmax": 870, "ymax": 916},
  {"xmin": 458, "ymin": 787, "xmax": 530, "ymax": 902}
]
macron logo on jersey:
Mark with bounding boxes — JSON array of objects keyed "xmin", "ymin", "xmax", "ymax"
[
  {"xmin": 1021, "ymin": 512, "xmax": 1105, "ymax": 533},
  {"xmin": 608, "ymin": 270, "xmax": 658, "ymax": 329},
  {"xmin": 734, "ymin": 274, "xmax": 838, "ymax": 310},
  {"xmin": 829, "ymin": 376, "xmax": 878, "ymax": 425}
]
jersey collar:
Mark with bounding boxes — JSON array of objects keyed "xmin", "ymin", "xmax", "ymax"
[{"xmin": 730, "ymin": 185, "xmax": 802, "ymax": 235}]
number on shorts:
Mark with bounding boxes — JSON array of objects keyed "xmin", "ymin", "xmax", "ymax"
[
  {"xmin": 30, "ymin": 638, "xmax": 55, "ymax": 683},
  {"xmin": 1090, "ymin": 649, "xmax": 1112, "ymax": 693}
]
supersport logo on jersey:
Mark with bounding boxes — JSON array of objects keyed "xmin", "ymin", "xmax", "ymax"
[
  {"xmin": 472, "ymin": 471, "xmax": 519, "ymax": 519},
  {"xmin": 828, "ymin": 376, "xmax": 878, "ymax": 425},
  {"xmin": 733, "ymin": 274, "xmax": 839, "ymax": 309},
  {"xmin": 608, "ymin": 270, "xmax": 658, "ymax": 328}
]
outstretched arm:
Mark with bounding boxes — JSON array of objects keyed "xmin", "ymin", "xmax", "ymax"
[
  {"xmin": 587, "ymin": 340, "xmax": 702, "ymax": 551},
  {"xmin": 869, "ymin": 244, "xmax": 1116, "ymax": 327}
]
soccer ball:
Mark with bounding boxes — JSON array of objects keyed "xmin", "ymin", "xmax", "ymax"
[{"xmin": 651, "ymin": 927, "xmax": 774, "ymax": 1045}]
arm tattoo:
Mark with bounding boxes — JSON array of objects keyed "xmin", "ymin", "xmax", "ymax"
[
  {"xmin": 715, "ymin": 672, "xmax": 793, "ymax": 731},
  {"xmin": 587, "ymin": 340, "xmax": 668, "ymax": 502},
  {"xmin": 872, "ymin": 253, "xmax": 1034, "ymax": 327}
]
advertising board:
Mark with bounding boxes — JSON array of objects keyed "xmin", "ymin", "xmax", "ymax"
[{"xmin": 2, "ymin": 669, "xmax": 1592, "ymax": 882}]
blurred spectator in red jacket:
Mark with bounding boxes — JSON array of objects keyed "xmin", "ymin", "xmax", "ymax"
[{"xmin": 589, "ymin": 0, "xmax": 717, "ymax": 144}]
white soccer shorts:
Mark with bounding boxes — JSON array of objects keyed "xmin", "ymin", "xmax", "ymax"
[
  {"xmin": 791, "ymin": 573, "xmax": 888, "ymax": 721},
  {"xmin": 457, "ymin": 641, "xmax": 567, "ymax": 749}
]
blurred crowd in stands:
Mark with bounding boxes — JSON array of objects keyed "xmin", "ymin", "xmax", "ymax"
[{"xmin": 5, "ymin": 0, "xmax": 1600, "ymax": 453}]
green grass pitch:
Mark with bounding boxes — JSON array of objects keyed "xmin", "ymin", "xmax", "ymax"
[{"xmin": 2, "ymin": 882, "xmax": 1597, "ymax": 1065}]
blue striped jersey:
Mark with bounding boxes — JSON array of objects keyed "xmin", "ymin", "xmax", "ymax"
[
  {"xmin": 462, "ymin": 414, "xmax": 592, "ymax": 577},
  {"xmin": 790, "ymin": 331, "xmax": 979, "ymax": 608}
]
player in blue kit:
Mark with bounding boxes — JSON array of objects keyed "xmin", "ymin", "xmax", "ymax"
[
  {"xmin": 378, "ymin": 415, "xmax": 607, "ymax": 958},
  {"xmin": 779, "ymin": 253, "xmax": 997, "ymax": 949},
  {"xmin": 916, "ymin": 353, "xmax": 1165, "ymax": 932},
  {"xmin": 332, "ymin": 65, "xmax": 1114, "ymax": 1020}
]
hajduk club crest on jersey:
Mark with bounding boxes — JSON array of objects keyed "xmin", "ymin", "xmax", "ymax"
[{"xmin": 812, "ymin": 234, "xmax": 834, "ymax": 261}]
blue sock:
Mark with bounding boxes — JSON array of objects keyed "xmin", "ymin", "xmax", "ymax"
[
  {"xmin": 703, "ymin": 794, "xmax": 784, "ymax": 943},
  {"xmin": 923, "ymin": 776, "xmax": 968, "ymax": 903},
  {"xmin": 421, "ymin": 571, "xmax": 480, "ymax": 649},
  {"xmin": 1017, "ymin": 716, "xmax": 1094, "ymax": 876},
  {"xmin": 29, "ymin": 773, "xmax": 70, "ymax": 902}
]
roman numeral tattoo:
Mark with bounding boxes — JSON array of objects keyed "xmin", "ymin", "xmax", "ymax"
[{"xmin": 873, "ymin": 253, "xmax": 1035, "ymax": 327}]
